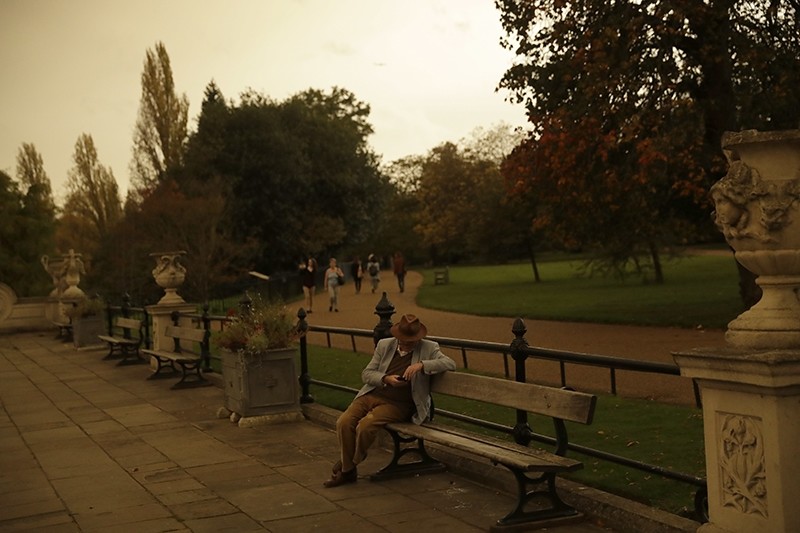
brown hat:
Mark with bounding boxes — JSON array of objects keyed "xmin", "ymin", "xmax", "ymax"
[{"xmin": 390, "ymin": 314, "xmax": 428, "ymax": 342}]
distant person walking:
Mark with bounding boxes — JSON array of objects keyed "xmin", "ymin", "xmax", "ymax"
[
  {"xmin": 299, "ymin": 257, "xmax": 318, "ymax": 313},
  {"xmin": 351, "ymin": 256, "xmax": 364, "ymax": 295},
  {"xmin": 393, "ymin": 251, "xmax": 406, "ymax": 293},
  {"xmin": 324, "ymin": 257, "xmax": 345, "ymax": 312},
  {"xmin": 367, "ymin": 254, "xmax": 381, "ymax": 294}
]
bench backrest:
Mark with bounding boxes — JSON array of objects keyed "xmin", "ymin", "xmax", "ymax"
[
  {"xmin": 164, "ymin": 325, "xmax": 207, "ymax": 343},
  {"xmin": 430, "ymin": 372, "xmax": 596, "ymax": 425},
  {"xmin": 115, "ymin": 317, "xmax": 141, "ymax": 330}
]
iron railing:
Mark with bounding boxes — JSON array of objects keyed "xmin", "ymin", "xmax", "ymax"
[{"xmin": 295, "ymin": 292, "xmax": 708, "ymax": 522}]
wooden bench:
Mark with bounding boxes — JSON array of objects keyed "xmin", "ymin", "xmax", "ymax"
[
  {"xmin": 371, "ymin": 372, "xmax": 597, "ymax": 531},
  {"xmin": 98, "ymin": 317, "xmax": 144, "ymax": 365},
  {"xmin": 142, "ymin": 325, "xmax": 212, "ymax": 389},
  {"xmin": 52, "ymin": 319, "xmax": 72, "ymax": 340},
  {"xmin": 433, "ymin": 267, "xmax": 449, "ymax": 285}
]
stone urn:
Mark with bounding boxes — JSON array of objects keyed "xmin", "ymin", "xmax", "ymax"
[
  {"xmin": 710, "ymin": 129, "xmax": 800, "ymax": 349},
  {"xmin": 150, "ymin": 251, "xmax": 187, "ymax": 304},
  {"xmin": 60, "ymin": 249, "xmax": 86, "ymax": 299},
  {"xmin": 40, "ymin": 254, "xmax": 67, "ymax": 298}
]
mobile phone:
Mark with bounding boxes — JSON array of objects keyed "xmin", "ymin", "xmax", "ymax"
[{"xmin": 396, "ymin": 375, "xmax": 406, "ymax": 381}]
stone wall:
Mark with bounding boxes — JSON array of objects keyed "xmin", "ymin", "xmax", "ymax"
[{"xmin": 0, "ymin": 283, "xmax": 52, "ymax": 333}]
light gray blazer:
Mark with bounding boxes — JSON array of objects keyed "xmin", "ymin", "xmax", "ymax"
[{"xmin": 356, "ymin": 337, "xmax": 456, "ymax": 424}]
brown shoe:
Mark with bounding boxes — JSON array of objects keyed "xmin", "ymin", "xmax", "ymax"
[
  {"xmin": 323, "ymin": 467, "xmax": 357, "ymax": 488},
  {"xmin": 331, "ymin": 460, "xmax": 342, "ymax": 475}
]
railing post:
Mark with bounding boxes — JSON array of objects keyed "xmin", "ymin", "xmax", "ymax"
[
  {"xmin": 510, "ymin": 318, "xmax": 533, "ymax": 446},
  {"xmin": 105, "ymin": 300, "xmax": 113, "ymax": 336},
  {"xmin": 121, "ymin": 293, "xmax": 132, "ymax": 340},
  {"xmin": 201, "ymin": 302, "xmax": 212, "ymax": 372},
  {"xmin": 373, "ymin": 292, "xmax": 395, "ymax": 345},
  {"xmin": 143, "ymin": 306, "xmax": 151, "ymax": 349},
  {"xmin": 121, "ymin": 293, "xmax": 131, "ymax": 318},
  {"xmin": 170, "ymin": 310, "xmax": 181, "ymax": 351},
  {"xmin": 297, "ymin": 308, "xmax": 314, "ymax": 403},
  {"xmin": 239, "ymin": 291, "xmax": 252, "ymax": 314}
]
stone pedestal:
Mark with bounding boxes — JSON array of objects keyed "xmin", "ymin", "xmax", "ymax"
[
  {"xmin": 673, "ymin": 348, "xmax": 800, "ymax": 533},
  {"xmin": 72, "ymin": 315, "xmax": 105, "ymax": 348},
  {"xmin": 146, "ymin": 303, "xmax": 197, "ymax": 368},
  {"xmin": 220, "ymin": 347, "xmax": 303, "ymax": 427}
]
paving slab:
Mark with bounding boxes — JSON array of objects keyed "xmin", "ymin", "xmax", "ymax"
[{"xmin": 0, "ymin": 330, "xmax": 661, "ymax": 532}]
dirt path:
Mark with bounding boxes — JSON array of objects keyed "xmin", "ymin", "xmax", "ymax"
[{"xmin": 292, "ymin": 270, "xmax": 729, "ymax": 405}]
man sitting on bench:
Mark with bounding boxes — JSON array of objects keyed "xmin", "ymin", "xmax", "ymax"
[{"xmin": 323, "ymin": 314, "xmax": 456, "ymax": 488}]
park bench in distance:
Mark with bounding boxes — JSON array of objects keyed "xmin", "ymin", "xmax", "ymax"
[
  {"xmin": 371, "ymin": 371, "xmax": 597, "ymax": 531},
  {"xmin": 433, "ymin": 266, "xmax": 449, "ymax": 285},
  {"xmin": 142, "ymin": 325, "xmax": 212, "ymax": 389},
  {"xmin": 98, "ymin": 317, "xmax": 144, "ymax": 365}
]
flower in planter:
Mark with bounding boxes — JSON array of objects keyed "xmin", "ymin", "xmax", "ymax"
[
  {"xmin": 64, "ymin": 296, "xmax": 106, "ymax": 319},
  {"xmin": 213, "ymin": 296, "xmax": 299, "ymax": 355}
]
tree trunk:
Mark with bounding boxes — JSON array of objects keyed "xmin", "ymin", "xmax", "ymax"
[
  {"xmin": 526, "ymin": 235, "xmax": 541, "ymax": 283},
  {"xmin": 649, "ymin": 242, "xmax": 664, "ymax": 284}
]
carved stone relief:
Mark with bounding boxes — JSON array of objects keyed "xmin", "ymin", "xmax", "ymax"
[{"xmin": 718, "ymin": 412, "xmax": 767, "ymax": 518}]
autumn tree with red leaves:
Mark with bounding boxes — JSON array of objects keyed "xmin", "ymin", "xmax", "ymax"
[{"xmin": 496, "ymin": 0, "xmax": 800, "ymax": 289}]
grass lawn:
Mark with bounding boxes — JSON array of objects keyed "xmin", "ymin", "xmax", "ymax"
[
  {"xmin": 301, "ymin": 345, "xmax": 706, "ymax": 519},
  {"xmin": 417, "ymin": 252, "xmax": 743, "ymax": 329}
]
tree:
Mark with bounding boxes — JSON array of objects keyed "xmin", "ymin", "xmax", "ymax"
[
  {"xmin": 60, "ymin": 134, "xmax": 122, "ymax": 258},
  {"xmin": 91, "ymin": 178, "xmax": 249, "ymax": 304},
  {"xmin": 16, "ymin": 142, "xmax": 55, "ymax": 214},
  {"xmin": 130, "ymin": 41, "xmax": 189, "ymax": 197},
  {"xmin": 180, "ymin": 86, "xmax": 386, "ymax": 274},
  {"xmin": 496, "ymin": 0, "xmax": 800, "ymax": 286},
  {"xmin": 0, "ymin": 170, "xmax": 54, "ymax": 296}
]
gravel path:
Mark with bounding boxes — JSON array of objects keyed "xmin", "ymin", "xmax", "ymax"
[{"xmin": 293, "ymin": 270, "xmax": 729, "ymax": 405}]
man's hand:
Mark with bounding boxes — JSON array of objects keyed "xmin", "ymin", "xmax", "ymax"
[
  {"xmin": 383, "ymin": 374, "xmax": 407, "ymax": 387},
  {"xmin": 402, "ymin": 362, "xmax": 424, "ymax": 381}
]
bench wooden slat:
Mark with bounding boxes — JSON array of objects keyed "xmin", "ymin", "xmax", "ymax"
[
  {"xmin": 164, "ymin": 325, "xmax": 207, "ymax": 344},
  {"xmin": 98, "ymin": 335, "xmax": 138, "ymax": 345},
  {"xmin": 386, "ymin": 422, "xmax": 582, "ymax": 472},
  {"xmin": 430, "ymin": 372, "xmax": 596, "ymax": 424},
  {"xmin": 142, "ymin": 348, "xmax": 201, "ymax": 364},
  {"xmin": 375, "ymin": 371, "xmax": 597, "ymax": 529},
  {"xmin": 115, "ymin": 317, "xmax": 141, "ymax": 329}
]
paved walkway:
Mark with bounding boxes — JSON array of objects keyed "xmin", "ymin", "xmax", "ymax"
[
  {"xmin": 295, "ymin": 270, "xmax": 728, "ymax": 405},
  {"xmin": 0, "ymin": 332, "xmax": 615, "ymax": 532}
]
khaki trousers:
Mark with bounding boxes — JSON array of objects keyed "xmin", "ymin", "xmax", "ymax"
[{"xmin": 335, "ymin": 393, "xmax": 414, "ymax": 472}]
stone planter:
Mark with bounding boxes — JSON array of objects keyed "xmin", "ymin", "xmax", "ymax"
[
  {"xmin": 711, "ymin": 129, "xmax": 800, "ymax": 349},
  {"xmin": 221, "ymin": 347, "xmax": 303, "ymax": 427},
  {"xmin": 72, "ymin": 315, "xmax": 105, "ymax": 348}
]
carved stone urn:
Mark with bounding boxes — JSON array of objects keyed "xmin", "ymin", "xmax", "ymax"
[
  {"xmin": 673, "ymin": 129, "xmax": 800, "ymax": 533},
  {"xmin": 61, "ymin": 249, "xmax": 87, "ymax": 299},
  {"xmin": 150, "ymin": 251, "xmax": 187, "ymax": 305},
  {"xmin": 710, "ymin": 129, "xmax": 800, "ymax": 349},
  {"xmin": 40, "ymin": 254, "xmax": 67, "ymax": 298}
]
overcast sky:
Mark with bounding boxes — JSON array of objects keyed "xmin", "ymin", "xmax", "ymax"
[{"xmin": 1, "ymin": 0, "xmax": 527, "ymax": 203}]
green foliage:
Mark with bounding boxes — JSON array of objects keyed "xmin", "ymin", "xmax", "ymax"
[
  {"xmin": 406, "ymin": 125, "xmax": 532, "ymax": 264},
  {"xmin": 130, "ymin": 41, "xmax": 189, "ymax": 195},
  {"xmin": 417, "ymin": 253, "xmax": 742, "ymax": 328},
  {"xmin": 180, "ymin": 85, "xmax": 387, "ymax": 273},
  {"xmin": 60, "ymin": 133, "xmax": 122, "ymax": 259},
  {"xmin": 213, "ymin": 295, "xmax": 299, "ymax": 354},
  {"xmin": 64, "ymin": 296, "xmax": 106, "ymax": 319},
  {"xmin": 0, "ymin": 170, "xmax": 55, "ymax": 296}
]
